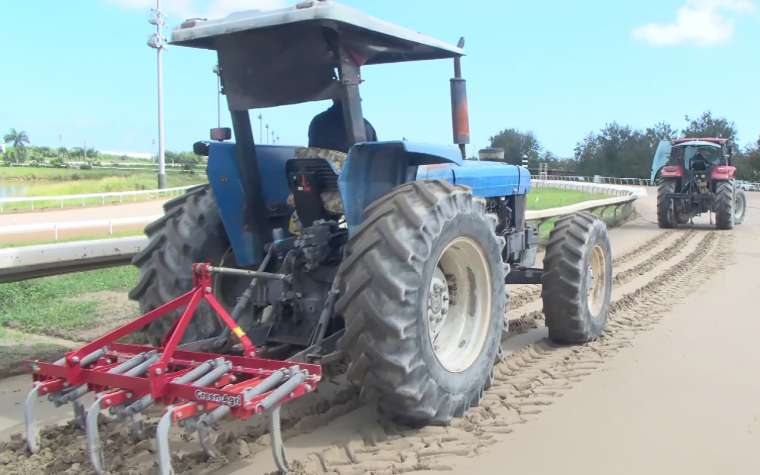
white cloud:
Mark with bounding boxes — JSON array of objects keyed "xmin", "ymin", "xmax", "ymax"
[
  {"xmin": 632, "ymin": 0, "xmax": 756, "ymax": 46},
  {"xmin": 105, "ymin": 0, "xmax": 288, "ymax": 21}
]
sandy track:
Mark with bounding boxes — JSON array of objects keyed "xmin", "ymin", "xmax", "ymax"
[
  {"xmin": 2, "ymin": 189, "xmax": 757, "ymax": 475},
  {"xmin": 0, "ymin": 200, "xmax": 169, "ymax": 227}
]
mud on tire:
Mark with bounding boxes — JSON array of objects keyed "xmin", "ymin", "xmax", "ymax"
[
  {"xmin": 335, "ymin": 180, "xmax": 507, "ymax": 426},
  {"xmin": 541, "ymin": 212, "xmax": 613, "ymax": 344},
  {"xmin": 714, "ymin": 181, "xmax": 735, "ymax": 230},
  {"xmin": 128, "ymin": 184, "xmax": 229, "ymax": 345},
  {"xmin": 657, "ymin": 179, "xmax": 678, "ymax": 229}
]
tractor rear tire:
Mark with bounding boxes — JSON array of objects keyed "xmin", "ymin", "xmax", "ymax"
[
  {"xmin": 735, "ymin": 188, "xmax": 747, "ymax": 225},
  {"xmin": 541, "ymin": 212, "xmax": 612, "ymax": 344},
  {"xmin": 714, "ymin": 181, "xmax": 735, "ymax": 230},
  {"xmin": 657, "ymin": 179, "xmax": 678, "ymax": 228},
  {"xmin": 128, "ymin": 184, "xmax": 230, "ymax": 346},
  {"xmin": 335, "ymin": 180, "xmax": 507, "ymax": 426}
]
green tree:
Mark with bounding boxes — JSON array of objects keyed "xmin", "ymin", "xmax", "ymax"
[
  {"xmin": 488, "ymin": 128, "xmax": 542, "ymax": 165},
  {"xmin": 683, "ymin": 111, "xmax": 738, "ymax": 140},
  {"xmin": 646, "ymin": 121, "xmax": 679, "ymax": 146},
  {"xmin": 3, "ymin": 128, "xmax": 30, "ymax": 163},
  {"xmin": 69, "ymin": 147, "xmax": 84, "ymax": 160},
  {"xmin": 574, "ymin": 122, "xmax": 654, "ymax": 178}
]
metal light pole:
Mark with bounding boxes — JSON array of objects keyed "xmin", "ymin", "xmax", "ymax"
[
  {"xmin": 265, "ymin": 124, "xmax": 270, "ymax": 144},
  {"xmin": 258, "ymin": 114, "xmax": 263, "ymax": 143},
  {"xmin": 148, "ymin": 1, "xmax": 168, "ymax": 189},
  {"xmin": 213, "ymin": 64, "xmax": 222, "ymax": 128},
  {"xmin": 272, "ymin": 130, "xmax": 275, "ymax": 144}
]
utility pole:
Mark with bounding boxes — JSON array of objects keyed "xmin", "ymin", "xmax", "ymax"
[
  {"xmin": 147, "ymin": 0, "xmax": 168, "ymax": 189},
  {"xmin": 213, "ymin": 64, "xmax": 222, "ymax": 128}
]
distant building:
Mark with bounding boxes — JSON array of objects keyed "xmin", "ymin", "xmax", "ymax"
[{"xmin": 99, "ymin": 150, "xmax": 154, "ymax": 160}]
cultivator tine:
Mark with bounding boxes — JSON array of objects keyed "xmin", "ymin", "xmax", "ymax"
[
  {"xmin": 86, "ymin": 396, "xmax": 106, "ymax": 474},
  {"xmin": 24, "ymin": 261, "xmax": 322, "ymax": 475},
  {"xmin": 24, "ymin": 347, "xmax": 107, "ymax": 454},
  {"xmin": 73, "ymin": 400, "xmax": 86, "ymax": 429},
  {"xmin": 157, "ymin": 406, "xmax": 178, "ymax": 475},
  {"xmin": 157, "ymin": 360, "xmax": 234, "ymax": 474},
  {"xmin": 86, "ymin": 351, "xmax": 161, "ymax": 475},
  {"xmin": 24, "ymin": 384, "xmax": 42, "ymax": 454},
  {"xmin": 169, "ymin": 367, "xmax": 307, "ymax": 474},
  {"xmin": 269, "ymin": 405, "xmax": 289, "ymax": 473}
]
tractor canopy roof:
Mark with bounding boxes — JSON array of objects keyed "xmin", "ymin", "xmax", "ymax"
[
  {"xmin": 672, "ymin": 137, "xmax": 730, "ymax": 146},
  {"xmin": 170, "ymin": 1, "xmax": 464, "ymax": 110},
  {"xmin": 672, "ymin": 140, "xmax": 723, "ymax": 149}
]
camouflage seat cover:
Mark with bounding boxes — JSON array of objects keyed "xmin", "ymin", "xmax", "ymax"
[{"xmin": 287, "ymin": 147, "xmax": 346, "ymax": 216}]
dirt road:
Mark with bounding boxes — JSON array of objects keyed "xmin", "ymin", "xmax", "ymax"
[
  {"xmin": 0, "ymin": 200, "xmax": 169, "ymax": 227},
  {"xmin": 2, "ymin": 188, "xmax": 759, "ymax": 475}
]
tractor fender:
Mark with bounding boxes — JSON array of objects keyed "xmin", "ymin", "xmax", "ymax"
[{"xmin": 337, "ymin": 141, "xmax": 464, "ymax": 232}]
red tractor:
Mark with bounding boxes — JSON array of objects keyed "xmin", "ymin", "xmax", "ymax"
[{"xmin": 650, "ymin": 138, "xmax": 747, "ymax": 229}]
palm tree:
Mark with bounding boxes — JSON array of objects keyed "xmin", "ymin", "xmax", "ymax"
[{"xmin": 3, "ymin": 128, "xmax": 30, "ymax": 163}]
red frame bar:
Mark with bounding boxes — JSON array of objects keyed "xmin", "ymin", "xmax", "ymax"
[{"xmin": 26, "ymin": 263, "xmax": 322, "ymax": 412}]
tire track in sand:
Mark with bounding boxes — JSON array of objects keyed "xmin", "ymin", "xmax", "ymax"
[
  {"xmin": 508, "ymin": 229, "xmax": 692, "ymax": 317},
  {"xmin": 283, "ymin": 231, "xmax": 730, "ymax": 475},
  {"xmin": 0, "ymin": 231, "xmax": 724, "ymax": 475}
]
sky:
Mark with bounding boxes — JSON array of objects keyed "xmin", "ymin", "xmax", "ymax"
[{"xmin": 2, "ymin": 0, "xmax": 759, "ymax": 158}]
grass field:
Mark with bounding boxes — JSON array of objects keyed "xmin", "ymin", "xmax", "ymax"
[
  {"xmin": 524, "ymin": 187, "xmax": 618, "ymax": 241},
  {"xmin": 0, "ymin": 166, "xmax": 155, "ymax": 181},
  {"xmin": 0, "ymin": 172, "xmax": 205, "ymax": 212},
  {"xmin": 525, "ymin": 187, "xmax": 608, "ymax": 211},
  {"xmin": 0, "ymin": 266, "xmax": 139, "ymax": 341}
]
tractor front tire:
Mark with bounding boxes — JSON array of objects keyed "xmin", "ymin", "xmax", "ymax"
[
  {"xmin": 336, "ymin": 180, "xmax": 507, "ymax": 426},
  {"xmin": 657, "ymin": 179, "xmax": 678, "ymax": 228},
  {"xmin": 541, "ymin": 212, "xmax": 613, "ymax": 344},
  {"xmin": 128, "ymin": 184, "xmax": 229, "ymax": 345},
  {"xmin": 735, "ymin": 188, "xmax": 747, "ymax": 225},
  {"xmin": 714, "ymin": 181, "xmax": 735, "ymax": 230}
]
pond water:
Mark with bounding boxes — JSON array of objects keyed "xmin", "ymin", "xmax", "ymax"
[{"xmin": 0, "ymin": 183, "xmax": 31, "ymax": 198}]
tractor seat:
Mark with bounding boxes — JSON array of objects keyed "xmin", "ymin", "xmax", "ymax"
[
  {"xmin": 293, "ymin": 147, "xmax": 347, "ymax": 173},
  {"xmin": 287, "ymin": 148, "xmax": 347, "ymax": 216},
  {"xmin": 690, "ymin": 159, "xmax": 708, "ymax": 171}
]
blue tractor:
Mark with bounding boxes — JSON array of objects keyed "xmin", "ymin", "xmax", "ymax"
[{"xmin": 130, "ymin": 1, "xmax": 613, "ymax": 426}]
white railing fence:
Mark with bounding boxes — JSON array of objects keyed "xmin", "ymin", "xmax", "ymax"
[
  {"xmin": 0, "ymin": 215, "xmax": 162, "ymax": 240},
  {"xmin": 0, "ymin": 180, "xmax": 646, "ymax": 284},
  {"xmin": 0, "ymin": 184, "xmax": 201, "ymax": 212}
]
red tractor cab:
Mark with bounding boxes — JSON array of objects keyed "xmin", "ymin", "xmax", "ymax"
[{"xmin": 650, "ymin": 138, "xmax": 747, "ymax": 229}]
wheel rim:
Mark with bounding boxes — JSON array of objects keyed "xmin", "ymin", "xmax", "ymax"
[
  {"xmin": 426, "ymin": 237, "xmax": 493, "ymax": 373},
  {"xmin": 587, "ymin": 244, "xmax": 607, "ymax": 317},
  {"xmin": 735, "ymin": 193, "xmax": 744, "ymax": 220}
]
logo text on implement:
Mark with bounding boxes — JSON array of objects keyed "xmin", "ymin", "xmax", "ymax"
[{"xmin": 194, "ymin": 390, "xmax": 243, "ymax": 407}]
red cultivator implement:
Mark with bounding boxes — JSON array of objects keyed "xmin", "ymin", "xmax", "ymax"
[{"xmin": 24, "ymin": 263, "xmax": 322, "ymax": 475}]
